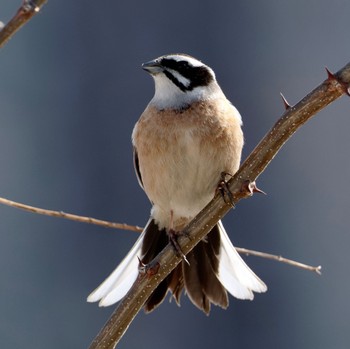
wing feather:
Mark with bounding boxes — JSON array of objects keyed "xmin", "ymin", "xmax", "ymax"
[{"xmin": 133, "ymin": 147, "xmax": 144, "ymax": 190}]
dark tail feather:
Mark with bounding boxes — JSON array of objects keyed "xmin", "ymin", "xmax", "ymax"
[
  {"xmin": 141, "ymin": 219, "xmax": 169, "ymax": 312},
  {"xmin": 183, "ymin": 225, "xmax": 228, "ymax": 314},
  {"xmin": 141, "ymin": 220, "xmax": 227, "ymax": 314}
]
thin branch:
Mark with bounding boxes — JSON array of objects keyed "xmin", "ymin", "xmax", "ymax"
[
  {"xmin": 236, "ymin": 247, "xmax": 322, "ymax": 275},
  {"xmin": 0, "ymin": 195, "xmax": 320, "ymax": 272},
  {"xmin": 0, "ymin": 196, "xmax": 143, "ymax": 233},
  {"xmin": 88, "ymin": 62, "xmax": 350, "ymax": 349},
  {"xmin": 0, "ymin": 0, "xmax": 47, "ymax": 49}
]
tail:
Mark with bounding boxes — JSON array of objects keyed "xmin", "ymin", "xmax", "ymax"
[
  {"xmin": 86, "ymin": 220, "xmax": 150, "ymax": 306},
  {"xmin": 160, "ymin": 220, "xmax": 267, "ymax": 314},
  {"xmin": 87, "ymin": 219, "xmax": 267, "ymax": 313}
]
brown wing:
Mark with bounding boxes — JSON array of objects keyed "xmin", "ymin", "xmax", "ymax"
[{"xmin": 133, "ymin": 147, "xmax": 144, "ymax": 190}]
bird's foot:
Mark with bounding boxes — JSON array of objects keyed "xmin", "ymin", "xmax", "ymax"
[
  {"xmin": 217, "ymin": 172, "xmax": 235, "ymax": 207},
  {"xmin": 168, "ymin": 229, "xmax": 190, "ymax": 265}
]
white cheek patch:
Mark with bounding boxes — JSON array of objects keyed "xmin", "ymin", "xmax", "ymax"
[
  {"xmin": 168, "ymin": 69, "xmax": 191, "ymax": 88},
  {"xmin": 150, "ymin": 65, "xmax": 224, "ymax": 110}
]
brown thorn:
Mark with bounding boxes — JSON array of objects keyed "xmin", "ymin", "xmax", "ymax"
[
  {"xmin": 137, "ymin": 257, "xmax": 160, "ymax": 277},
  {"xmin": 280, "ymin": 92, "xmax": 292, "ymax": 110},
  {"xmin": 326, "ymin": 66, "xmax": 349, "ymax": 93},
  {"xmin": 137, "ymin": 256, "xmax": 146, "ymax": 274},
  {"xmin": 326, "ymin": 67, "xmax": 350, "ymax": 96},
  {"xmin": 325, "ymin": 67, "xmax": 336, "ymax": 80},
  {"xmin": 241, "ymin": 180, "xmax": 266, "ymax": 196},
  {"xmin": 253, "ymin": 185, "xmax": 267, "ymax": 195}
]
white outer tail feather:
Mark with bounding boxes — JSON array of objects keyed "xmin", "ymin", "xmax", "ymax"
[
  {"xmin": 86, "ymin": 223, "xmax": 148, "ymax": 307},
  {"xmin": 216, "ymin": 221, "xmax": 267, "ymax": 299},
  {"xmin": 87, "ymin": 220, "xmax": 267, "ymax": 307}
]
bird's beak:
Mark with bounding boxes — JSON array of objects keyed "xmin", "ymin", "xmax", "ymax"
[{"xmin": 142, "ymin": 59, "xmax": 163, "ymax": 74}]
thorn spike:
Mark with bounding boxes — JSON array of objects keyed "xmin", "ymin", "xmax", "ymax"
[
  {"xmin": 325, "ymin": 67, "xmax": 350, "ymax": 96},
  {"xmin": 280, "ymin": 93, "xmax": 292, "ymax": 110},
  {"xmin": 249, "ymin": 181, "xmax": 266, "ymax": 195},
  {"xmin": 325, "ymin": 67, "xmax": 336, "ymax": 80},
  {"xmin": 137, "ymin": 256, "xmax": 146, "ymax": 274},
  {"xmin": 240, "ymin": 180, "xmax": 266, "ymax": 196},
  {"xmin": 253, "ymin": 186, "xmax": 267, "ymax": 195}
]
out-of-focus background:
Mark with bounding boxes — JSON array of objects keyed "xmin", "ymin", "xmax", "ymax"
[{"xmin": 1, "ymin": 1, "xmax": 349, "ymax": 348}]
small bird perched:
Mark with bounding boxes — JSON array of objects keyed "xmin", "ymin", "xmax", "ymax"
[{"xmin": 87, "ymin": 54, "xmax": 267, "ymax": 314}]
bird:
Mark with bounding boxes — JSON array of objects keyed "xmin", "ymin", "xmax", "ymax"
[{"xmin": 87, "ymin": 54, "xmax": 267, "ymax": 314}]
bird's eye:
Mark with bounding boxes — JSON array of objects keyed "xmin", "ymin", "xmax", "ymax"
[{"xmin": 178, "ymin": 61, "xmax": 190, "ymax": 70}]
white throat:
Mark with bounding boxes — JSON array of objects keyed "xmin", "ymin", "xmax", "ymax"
[{"xmin": 149, "ymin": 74, "xmax": 225, "ymax": 110}]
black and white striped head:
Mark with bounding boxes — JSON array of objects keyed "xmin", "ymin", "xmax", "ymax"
[{"xmin": 142, "ymin": 54, "xmax": 224, "ymax": 109}]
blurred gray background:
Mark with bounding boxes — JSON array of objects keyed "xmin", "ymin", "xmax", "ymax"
[{"xmin": 1, "ymin": 1, "xmax": 350, "ymax": 348}]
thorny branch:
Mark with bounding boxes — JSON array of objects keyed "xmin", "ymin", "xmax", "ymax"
[
  {"xmin": 0, "ymin": 3, "xmax": 349, "ymax": 348},
  {"xmin": 87, "ymin": 62, "xmax": 350, "ymax": 349},
  {"xmin": 0, "ymin": 0, "xmax": 47, "ymax": 49}
]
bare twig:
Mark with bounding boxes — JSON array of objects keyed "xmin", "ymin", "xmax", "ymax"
[
  {"xmin": 0, "ymin": 196, "xmax": 143, "ymax": 233},
  {"xmin": 0, "ymin": 0, "xmax": 47, "ymax": 49},
  {"xmin": 88, "ymin": 62, "xmax": 350, "ymax": 349},
  {"xmin": 0, "ymin": 196, "xmax": 321, "ymax": 272},
  {"xmin": 236, "ymin": 247, "xmax": 322, "ymax": 275}
]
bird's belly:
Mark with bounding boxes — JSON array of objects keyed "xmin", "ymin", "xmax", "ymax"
[{"xmin": 140, "ymin": 134, "xmax": 225, "ymax": 229}]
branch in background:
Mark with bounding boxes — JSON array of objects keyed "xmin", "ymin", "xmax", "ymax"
[
  {"xmin": 0, "ymin": 196, "xmax": 321, "ymax": 273},
  {"xmin": 0, "ymin": 197, "xmax": 143, "ymax": 233},
  {"xmin": 0, "ymin": 0, "xmax": 47, "ymax": 49},
  {"xmin": 87, "ymin": 63, "xmax": 350, "ymax": 349},
  {"xmin": 237, "ymin": 247, "xmax": 321, "ymax": 274}
]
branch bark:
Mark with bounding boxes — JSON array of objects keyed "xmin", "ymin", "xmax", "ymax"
[
  {"xmin": 88, "ymin": 62, "xmax": 350, "ymax": 349},
  {"xmin": 0, "ymin": 0, "xmax": 47, "ymax": 49}
]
